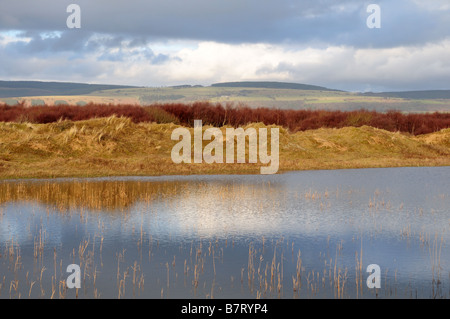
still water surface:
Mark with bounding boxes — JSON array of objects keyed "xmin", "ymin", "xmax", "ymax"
[{"xmin": 0, "ymin": 167, "xmax": 449, "ymax": 298}]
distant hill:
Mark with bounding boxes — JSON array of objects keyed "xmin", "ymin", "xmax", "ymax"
[
  {"xmin": 361, "ymin": 90, "xmax": 450, "ymax": 100},
  {"xmin": 0, "ymin": 81, "xmax": 139, "ymax": 98},
  {"xmin": 170, "ymin": 85, "xmax": 204, "ymax": 89},
  {"xmin": 211, "ymin": 81, "xmax": 342, "ymax": 92}
]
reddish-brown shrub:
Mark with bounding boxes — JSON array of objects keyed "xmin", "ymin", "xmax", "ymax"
[
  {"xmin": 1, "ymin": 102, "xmax": 449, "ymax": 135},
  {"xmin": 0, "ymin": 103, "xmax": 152, "ymax": 123}
]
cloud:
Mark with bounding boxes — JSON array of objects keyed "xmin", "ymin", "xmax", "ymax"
[
  {"xmin": 0, "ymin": 0, "xmax": 449, "ymax": 47},
  {"xmin": 0, "ymin": 0, "xmax": 450, "ymax": 91},
  {"xmin": 2, "ymin": 36, "xmax": 450, "ymax": 91},
  {"xmin": 155, "ymin": 40, "xmax": 450, "ymax": 91},
  {"xmin": 3, "ymin": 30, "xmax": 93, "ymax": 56}
]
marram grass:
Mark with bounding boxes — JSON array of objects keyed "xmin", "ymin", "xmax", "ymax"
[{"xmin": 0, "ymin": 116, "xmax": 449, "ymax": 179}]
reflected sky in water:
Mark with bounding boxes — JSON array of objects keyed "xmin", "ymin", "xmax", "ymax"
[{"xmin": 0, "ymin": 167, "xmax": 449, "ymax": 298}]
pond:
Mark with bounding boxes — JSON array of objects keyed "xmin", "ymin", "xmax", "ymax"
[{"xmin": 0, "ymin": 167, "xmax": 449, "ymax": 299}]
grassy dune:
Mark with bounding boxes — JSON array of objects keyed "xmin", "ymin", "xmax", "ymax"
[{"xmin": 0, "ymin": 116, "xmax": 449, "ymax": 179}]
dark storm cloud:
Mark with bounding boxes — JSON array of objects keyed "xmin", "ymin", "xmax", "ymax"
[
  {"xmin": 1, "ymin": 0, "xmax": 450, "ymax": 91},
  {"xmin": 0, "ymin": 0, "xmax": 449, "ymax": 47},
  {"xmin": 4, "ymin": 30, "xmax": 93, "ymax": 54},
  {"xmin": 2, "ymin": 29, "xmax": 171, "ymax": 63}
]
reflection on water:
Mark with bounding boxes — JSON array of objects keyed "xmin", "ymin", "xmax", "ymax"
[{"xmin": 0, "ymin": 167, "xmax": 449, "ymax": 299}]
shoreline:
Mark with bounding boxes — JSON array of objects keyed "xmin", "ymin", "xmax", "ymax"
[{"xmin": 0, "ymin": 164, "xmax": 449, "ymax": 181}]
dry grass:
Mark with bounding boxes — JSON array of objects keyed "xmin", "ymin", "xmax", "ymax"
[{"xmin": 0, "ymin": 116, "xmax": 449, "ymax": 179}]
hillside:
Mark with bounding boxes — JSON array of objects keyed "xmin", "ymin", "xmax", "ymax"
[
  {"xmin": 211, "ymin": 81, "xmax": 341, "ymax": 91},
  {"xmin": 361, "ymin": 90, "xmax": 450, "ymax": 100},
  {"xmin": 0, "ymin": 116, "xmax": 448, "ymax": 179},
  {"xmin": 0, "ymin": 80, "xmax": 139, "ymax": 98},
  {"xmin": 1, "ymin": 80, "xmax": 450, "ymax": 112}
]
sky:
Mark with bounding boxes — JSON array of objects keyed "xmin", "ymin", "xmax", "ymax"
[{"xmin": 1, "ymin": 0, "xmax": 450, "ymax": 92}]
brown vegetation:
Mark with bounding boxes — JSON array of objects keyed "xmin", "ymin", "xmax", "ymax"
[
  {"xmin": 1, "ymin": 101, "xmax": 449, "ymax": 135},
  {"xmin": 0, "ymin": 102, "xmax": 152, "ymax": 123},
  {"xmin": 0, "ymin": 116, "xmax": 449, "ymax": 179}
]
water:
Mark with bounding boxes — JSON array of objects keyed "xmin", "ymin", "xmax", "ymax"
[{"xmin": 0, "ymin": 167, "xmax": 449, "ymax": 299}]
